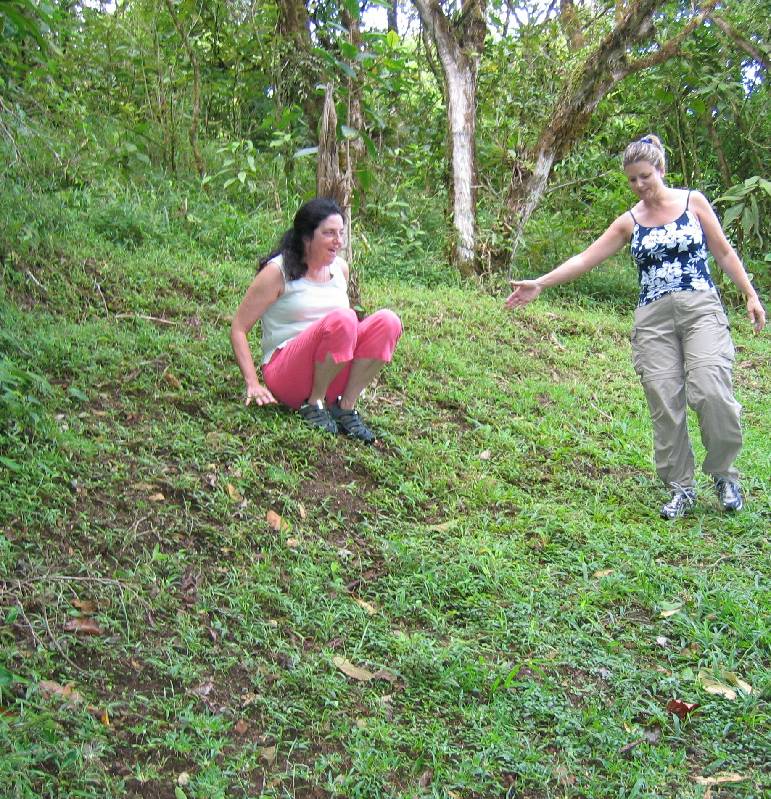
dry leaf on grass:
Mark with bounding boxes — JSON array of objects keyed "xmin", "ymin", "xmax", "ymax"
[
  {"xmin": 298, "ymin": 502, "xmax": 307, "ymax": 520},
  {"xmin": 426, "ymin": 520, "xmax": 458, "ymax": 533},
  {"xmin": 163, "ymin": 371, "xmax": 182, "ymax": 389},
  {"xmin": 698, "ymin": 669, "xmax": 752, "ymax": 700},
  {"xmin": 38, "ymin": 680, "xmax": 109, "ymax": 725},
  {"xmin": 266, "ymin": 509, "xmax": 284, "ymax": 531},
  {"xmin": 479, "ymin": 449, "xmax": 492, "ymax": 460},
  {"xmin": 333, "ymin": 656, "xmax": 375, "ymax": 682},
  {"xmin": 666, "ymin": 698, "xmax": 699, "ymax": 720},
  {"xmin": 371, "ymin": 668, "xmax": 399, "ymax": 684},
  {"xmin": 63, "ymin": 617, "xmax": 104, "ymax": 636},
  {"xmin": 226, "ymin": 483, "xmax": 243, "ymax": 502},
  {"xmin": 692, "ymin": 773, "xmax": 746, "ymax": 786},
  {"xmin": 593, "ymin": 569, "xmax": 614, "ymax": 578},
  {"xmin": 39, "ymin": 680, "xmax": 83, "ymax": 705},
  {"xmin": 260, "ymin": 745, "xmax": 277, "ymax": 764},
  {"xmin": 351, "ymin": 596, "xmax": 377, "ymax": 615},
  {"xmin": 659, "ymin": 604, "xmax": 682, "ymax": 618},
  {"xmin": 286, "ymin": 537, "xmax": 299, "ymax": 549},
  {"xmin": 418, "ymin": 769, "xmax": 433, "ymax": 788},
  {"xmin": 72, "ymin": 599, "xmax": 98, "ymax": 615},
  {"xmin": 190, "ymin": 680, "xmax": 214, "ymax": 698},
  {"xmin": 233, "ymin": 719, "xmax": 249, "ymax": 735},
  {"xmin": 148, "ymin": 492, "xmax": 166, "ymax": 502}
]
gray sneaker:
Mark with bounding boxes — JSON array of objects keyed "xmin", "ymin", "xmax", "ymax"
[
  {"xmin": 660, "ymin": 483, "xmax": 696, "ymax": 520},
  {"xmin": 298, "ymin": 399, "xmax": 338, "ymax": 434},
  {"xmin": 715, "ymin": 478, "xmax": 743, "ymax": 512},
  {"xmin": 328, "ymin": 401, "xmax": 376, "ymax": 443}
]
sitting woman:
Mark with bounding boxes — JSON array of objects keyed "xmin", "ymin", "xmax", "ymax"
[{"xmin": 230, "ymin": 197, "xmax": 402, "ymax": 443}]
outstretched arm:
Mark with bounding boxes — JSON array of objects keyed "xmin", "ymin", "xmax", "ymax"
[
  {"xmin": 230, "ymin": 262, "xmax": 284, "ymax": 405},
  {"xmin": 505, "ymin": 215, "xmax": 632, "ymax": 309},
  {"xmin": 690, "ymin": 191, "xmax": 766, "ymax": 333}
]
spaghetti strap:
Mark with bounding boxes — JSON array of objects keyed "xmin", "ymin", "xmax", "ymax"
[
  {"xmin": 629, "ymin": 209, "xmax": 638, "ymax": 224},
  {"xmin": 685, "ymin": 189, "xmax": 692, "ymax": 210}
]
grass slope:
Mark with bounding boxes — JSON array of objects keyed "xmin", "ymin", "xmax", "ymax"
[{"xmin": 1, "ymin": 191, "xmax": 769, "ymax": 799}]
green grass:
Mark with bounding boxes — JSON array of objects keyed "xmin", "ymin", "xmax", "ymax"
[{"xmin": 1, "ymin": 180, "xmax": 769, "ymax": 799}]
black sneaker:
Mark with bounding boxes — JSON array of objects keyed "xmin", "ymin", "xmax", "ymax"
[
  {"xmin": 660, "ymin": 483, "xmax": 696, "ymax": 520},
  {"xmin": 329, "ymin": 401, "xmax": 376, "ymax": 443},
  {"xmin": 298, "ymin": 399, "xmax": 337, "ymax": 434},
  {"xmin": 715, "ymin": 478, "xmax": 743, "ymax": 512}
]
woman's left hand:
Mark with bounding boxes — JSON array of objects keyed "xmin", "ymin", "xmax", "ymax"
[{"xmin": 747, "ymin": 296, "xmax": 766, "ymax": 334}]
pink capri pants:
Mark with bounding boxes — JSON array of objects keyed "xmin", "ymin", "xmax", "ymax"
[{"xmin": 262, "ymin": 308, "xmax": 402, "ymax": 409}]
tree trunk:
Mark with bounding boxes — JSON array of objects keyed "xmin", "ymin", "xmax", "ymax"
[
  {"xmin": 164, "ymin": 0, "xmax": 205, "ymax": 178},
  {"xmin": 506, "ymin": 0, "xmax": 717, "ymax": 265},
  {"xmin": 317, "ymin": 85, "xmax": 361, "ymax": 310},
  {"xmin": 275, "ymin": 0, "xmax": 323, "ymax": 135},
  {"xmin": 387, "ymin": 0, "xmax": 398, "ymax": 34},
  {"xmin": 412, "ymin": 0, "xmax": 487, "ymax": 276}
]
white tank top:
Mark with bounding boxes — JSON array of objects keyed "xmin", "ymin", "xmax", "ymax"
[{"xmin": 260, "ymin": 255, "xmax": 349, "ymax": 364}]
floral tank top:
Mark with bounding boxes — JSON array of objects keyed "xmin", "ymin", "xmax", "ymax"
[{"xmin": 630, "ymin": 191, "xmax": 716, "ymax": 307}]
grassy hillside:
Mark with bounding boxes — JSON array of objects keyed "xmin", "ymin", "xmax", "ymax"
[{"xmin": 1, "ymin": 180, "xmax": 769, "ymax": 799}]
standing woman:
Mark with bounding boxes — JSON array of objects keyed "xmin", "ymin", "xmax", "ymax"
[
  {"xmin": 231, "ymin": 197, "xmax": 402, "ymax": 443},
  {"xmin": 506, "ymin": 135, "xmax": 766, "ymax": 519}
]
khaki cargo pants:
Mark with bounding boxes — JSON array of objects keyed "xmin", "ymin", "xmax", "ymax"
[{"xmin": 631, "ymin": 290, "xmax": 741, "ymax": 488}]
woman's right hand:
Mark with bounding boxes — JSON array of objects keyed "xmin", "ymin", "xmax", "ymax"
[
  {"xmin": 505, "ymin": 279, "xmax": 542, "ymax": 309},
  {"xmin": 244, "ymin": 382, "xmax": 277, "ymax": 406}
]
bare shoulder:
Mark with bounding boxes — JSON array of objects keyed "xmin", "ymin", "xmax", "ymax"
[
  {"xmin": 336, "ymin": 256, "xmax": 350, "ymax": 281},
  {"xmin": 611, "ymin": 211, "xmax": 634, "ymax": 238},
  {"xmin": 686, "ymin": 189, "xmax": 713, "ymax": 211},
  {"xmin": 249, "ymin": 259, "xmax": 284, "ymax": 297}
]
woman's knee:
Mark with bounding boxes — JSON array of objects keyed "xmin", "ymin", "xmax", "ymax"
[
  {"xmin": 323, "ymin": 308, "xmax": 359, "ymax": 337},
  {"xmin": 368, "ymin": 309, "xmax": 403, "ymax": 340}
]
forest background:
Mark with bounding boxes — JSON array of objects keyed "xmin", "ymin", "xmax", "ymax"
[{"xmin": 1, "ymin": 2, "xmax": 769, "ymax": 799}]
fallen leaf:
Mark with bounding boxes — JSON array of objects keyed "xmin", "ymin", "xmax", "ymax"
[
  {"xmin": 39, "ymin": 680, "xmax": 83, "ymax": 705},
  {"xmin": 286, "ymin": 537, "xmax": 299, "ymax": 549},
  {"xmin": 63, "ymin": 617, "xmax": 104, "ymax": 636},
  {"xmin": 148, "ymin": 492, "xmax": 165, "ymax": 502},
  {"xmin": 371, "ymin": 668, "xmax": 399, "ymax": 684},
  {"xmin": 260, "ymin": 745, "xmax": 277, "ymax": 764},
  {"xmin": 333, "ymin": 656, "xmax": 375, "ymax": 682},
  {"xmin": 692, "ymin": 773, "xmax": 746, "ymax": 786},
  {"xmin": 720, "ymin": 671, "xmax": 752, "ymax": 695},
  {"xmin": 479, "ymin": 449, "xmax": 492, "ymax": 460},
  {"xmin": 130, "ymin": 482, "xmax": 157, "ymax": 491},
  {"xmin": 266, "ymin": 509, "xmax": 283, "ymax": 531},
  {"xmin": 241, "ymin": 692, "xmax": 258, "ymax": 707},
  {"xmin": 163, "ymin": 372, "xmax": 182, "ymax": 389},
  {"xmin": 593, "ymin": 569, "xmax": 614, "ymax": 578},
  {"xmin": 352, "ymin": 596, "xmax": 377, "ymax": 615},
  {"xmin": 233, "ymin": 719, "xmax": 249, "ymax": 735},
  {"xmin": 659, "ymin": 604, "xmax": 682, "ymax": 618},
  {"xmin": 666, "ymin": 698, "xmax": 699, "ymax": 720},
  {"xmin": 72, "ymin": 599, "xmax": 98, "ymax": 615},
  {"xmin": 698, "ymin": 671, "xmax": 737, "ymax": 700},
  {"xmin": 298, "ymin": 502, "xmax": 307, "ymax": 520},
  {"xmin": 426, "ymin": 520, "xmax": 458, "ymax": 532},
  {"xmin": 191, "ymin": 680, "xmax": 214, "ymax": 698},
  {"xmin": 177, "ymin": 772, "xmax": 191, "ymax": 787},
  {"xmin": 655, "ymin": 636, "xmax": 669, "ymax": 647},
  {"xmin": 87, "ymin": 705, "xmax": 110, "ymax": 725},
  {"xmin": 226, "ymin": 483, "xmax": 243, "ymax": 502},
  {"xmin": 39, "ymin": 680, "xmax": 108, "ymax": 722},
  {"xmin": 418, "ymin": 768, "xmax": 433, "ymax": 788}
]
